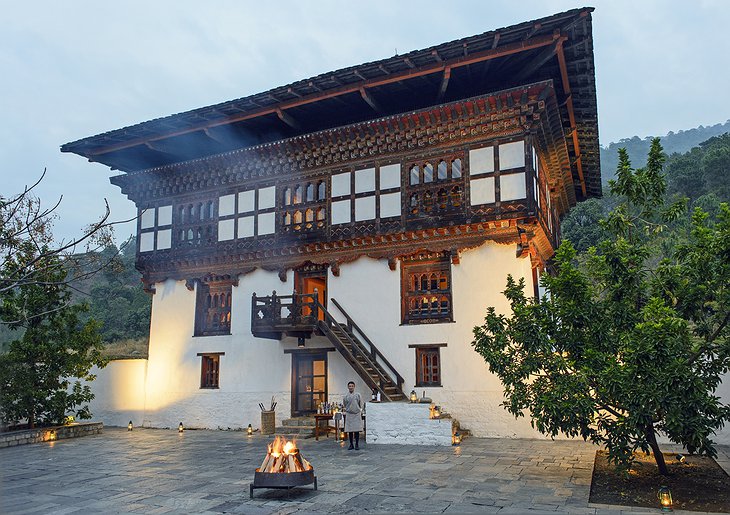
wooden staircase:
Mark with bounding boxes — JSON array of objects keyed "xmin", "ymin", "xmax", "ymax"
[
  {"xmin": 251, "ymin": 292, "xmax": 406, "ymax": 402},
  {"xmin": 319, "ymin": 315, "xmax": 406, "ymax": 402}
]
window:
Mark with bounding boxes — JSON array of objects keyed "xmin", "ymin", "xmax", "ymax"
[
  {"xmin": 416, "ymin": 347, "xmax": 441, "ymax": 387},
  {"xmin": 401, "ymin": 252, "xmax": 453, "ymax": 324},
  {"xmin": 195, "ymin": 282, "xmax": 232, "ymax": 336},
  {"xmin": 199, "ymin": 353, "xmax": 223, "ymax": 388}
]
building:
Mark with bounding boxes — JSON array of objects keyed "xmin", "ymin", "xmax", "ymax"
[{"xmin": 63, "ymin": 8, "xmax": 602, "ymax": 436}]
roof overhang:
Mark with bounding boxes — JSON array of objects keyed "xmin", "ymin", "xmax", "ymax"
[{"xmin": 62, "ymin": 7, "xmax": 600, "ymax": 200}]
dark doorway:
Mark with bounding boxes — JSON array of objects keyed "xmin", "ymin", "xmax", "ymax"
[
  {"xmin": 291, "ymin": 352, "xmax": 327, "ymax": 416},
  {"xmin": 294, "ymin": 264, "xmax": 327, "ymax": 321}
]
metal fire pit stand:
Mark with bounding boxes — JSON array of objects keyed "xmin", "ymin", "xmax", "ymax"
[{"xmin": 249, "ymin": 469, "xmax": 317, "ymax": 498}]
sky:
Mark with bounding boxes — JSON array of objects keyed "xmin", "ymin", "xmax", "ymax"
[{"xmin": 1, "ymin": 0, "xmax": 729, "ymax": 243}]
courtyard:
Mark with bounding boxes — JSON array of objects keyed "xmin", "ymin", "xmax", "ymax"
[{"xmin": 1, "ymin": 427, "xmax": 729, "ymax": 514}]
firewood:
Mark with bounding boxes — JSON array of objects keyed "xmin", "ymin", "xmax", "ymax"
[
  {"xmin": 287, "ymin": 455, "xmax": 296, "ymax": 472},
  {"xmin": 301, "ymin": 456, "xmax": 312, "ymax": 470},
  {"xmin": 292, "ymin": 453, "xmax": 304, "ymax": 472},
  {"xmin": 259, "ymin": 453, "xmax": 271, "ymax": 472}
]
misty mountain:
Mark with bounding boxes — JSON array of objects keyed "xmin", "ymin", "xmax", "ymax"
[{"xmin": 601, "ymin": 120, "xmax": 730, "ymax": 184}]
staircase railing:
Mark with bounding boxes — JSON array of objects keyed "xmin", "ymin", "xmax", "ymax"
[
  {"xmin": 251, "ymin": 291, "xmax": 405, "ymax": 399},
  {"xmin": 328, "ymin": 298, "xmax": 405, "ymax": 394}
]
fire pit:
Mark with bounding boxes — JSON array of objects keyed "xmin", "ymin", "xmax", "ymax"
[{"xmin": 250, "ymin": 436, "xmax": 317, "ymax": 498}]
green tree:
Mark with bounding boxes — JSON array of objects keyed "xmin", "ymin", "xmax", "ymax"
[
  {"xmin": 0, "ymin": 252, "xmax": 107, "ymax": 428},
  {"xmin": 473, "ymin": 139, "xmax": 730, "ymax": 475},
  {"xmin": 560, "ymin": 198, "xmax": 609, "ymax": 252}
]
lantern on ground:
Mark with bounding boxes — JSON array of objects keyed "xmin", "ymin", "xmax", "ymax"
[
  {"xmin": 178, "ymin": 422, "xmax": 184, "ymax": 433},
  {"xmin": 48, "ymin": 430, "xmax": 57, "ymax": 441},
  {"xmin": 340, "ymin": 427, "xmax": 346, "ymax": 441},
  {"xmin": 657, "ymin": 486, "xmax": 673, "ymax": 512},
  {"xmin": 247, "ymin": 424, "xmax": 253, "ymax": 437},
  {"xmin": 410, "ymin": 390, "xmax": 418, "ymax": 403},
  {"xmin": 128, "ymin": 421, "xmax": 133, "ymax": 431},
  {"xmin": 452, "ymin": 431, "xmax": 462, "ymax": 445},
  {"xmin": 433, "ymin": 406, "xmax": 441, "ymax": 419}
]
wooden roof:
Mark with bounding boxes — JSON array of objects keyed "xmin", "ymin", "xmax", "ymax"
[{"xmin": 62, "ymin": 7, "xmax": 600, "ymax": 201}]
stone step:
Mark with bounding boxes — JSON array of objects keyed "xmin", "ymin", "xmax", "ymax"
[
  {"xmin": 282, "ymin": 417, "xmax": 316, "ymax": 427},
  {"xmin": 273, "ymin": 426, "xmax": 315, "ymax": 438}
]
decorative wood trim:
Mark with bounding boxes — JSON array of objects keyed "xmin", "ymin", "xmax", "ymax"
[
  {"xmin": 407, "ymin": 343, "xmax": 447, "ymax": 348},
  {"xmin": 196, "ymin": 352, "xmax": 226, "ymax": 356},
  {"xmin": 284, "ymin": 347, "xmax": 336, "ymax": 354}
]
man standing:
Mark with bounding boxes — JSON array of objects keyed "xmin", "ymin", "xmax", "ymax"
[{"xmin": 343, "ymin": 380, "xmax": 364, "ymax": 450}]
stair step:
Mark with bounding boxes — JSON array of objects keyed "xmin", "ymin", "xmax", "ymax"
[
  {"xmin": 274, "ymin": 426, "xmax": 315, "ymax": 437},
  {"xmin": 282, "ymin": 417, "xmax": 316, "ymax": 427}
]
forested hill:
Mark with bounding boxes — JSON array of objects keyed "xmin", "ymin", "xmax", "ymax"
[{"xmin": 601, "ymin": 119, "xmax": 730, "ymax": 184}]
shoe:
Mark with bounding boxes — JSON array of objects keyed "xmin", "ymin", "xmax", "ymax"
[
  {"xmin": 355, "ymin": 445, "xmax": 359, "ymax": 450},
  {"xmin": 348, "ymin": 445, "xmax": 354, "ymax": 450}
]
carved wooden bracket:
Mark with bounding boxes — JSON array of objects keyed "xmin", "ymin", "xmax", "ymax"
[
  {"xmin": 387, "ymin": 258, "xmax": 397, "ymax": 271},
  {"xmin": 185, "ymin": 279, "xmax": 196, "ymax": 291},
  {"xmin": 450, "ymin": 249, "xmax": 460, "ymax": 265},
  {"xmin": 278, "ymin": 269, "xmax": 288, "ymax": 282},
  {"xmin": 330, "ymin": 261, "xmax": 340, "ymax": 277}
]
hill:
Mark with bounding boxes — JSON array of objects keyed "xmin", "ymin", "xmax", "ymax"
[{"xmin": 601, "ymin": 120, "xmax": 730, "ymax": 184}]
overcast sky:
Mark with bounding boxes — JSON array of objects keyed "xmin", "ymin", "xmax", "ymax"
[{"xmin": 2, "ymin": 0, "xmax": 729, "ymax": 243}]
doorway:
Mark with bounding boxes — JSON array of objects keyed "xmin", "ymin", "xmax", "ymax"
[
  {"xmin": 291, "ymin": 352, "xmax": 327, "ymax": 416},
  {"xmin": 294, "ymin": 265, "xmax": 327, "ymax": 320}
]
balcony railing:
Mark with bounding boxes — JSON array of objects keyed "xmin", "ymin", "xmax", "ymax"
[{"xmin": 251, "ymin": 291, "xmax": 319, "ymax": 339}]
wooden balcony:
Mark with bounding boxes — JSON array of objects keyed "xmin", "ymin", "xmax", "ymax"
[{"xmin": 251, "ymin": 291, "xmax": 320, "ymax": 340}]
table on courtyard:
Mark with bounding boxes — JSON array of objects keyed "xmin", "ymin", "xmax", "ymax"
[{"xmin": 313, "ymin": 413, "xmax": 336, "ymax": 441}]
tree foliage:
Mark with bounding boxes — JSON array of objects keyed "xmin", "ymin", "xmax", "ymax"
[
  {"xmin": 473, "ymin": 139, "xmax": 730, "ymax": 474},
  {"xmin": 0, "ymin": 252, "xmax": 107, "ymax": 428}
]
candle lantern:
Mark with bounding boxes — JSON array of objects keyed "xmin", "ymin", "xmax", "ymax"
[
  {"xmin": 178, "ymin": 422, "xmax": 184, "ymax": 433},
  {"xmin": 247, "ymin": 424, "xmax": 253, "ymax": 436},
  {"xmin": 49, "ymin": 429, "xmax": 57, "ymax": 441},
  {"xmin": 128, "ymin": 421, "xmax": 133, "ymax": 431},
  {"xmin": 433, "ymin": 406, "xmax": 441, "ymax": 419},
  {"xmin": 410, "ymin": 390, "xmax": 418, "ymax": 403},
  {"xmin": 452, "ymin": 431, "xmax": 462, "ymax": 445},
  {"xmin": 657, "ymin": 486, "xmax": 673, "ymax": 512}
]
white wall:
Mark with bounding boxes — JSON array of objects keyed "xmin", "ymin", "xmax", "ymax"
[
  {"xmin": 86, "ymin": 243, "xmax": 730, "ymax": 444},
  {"xmin": 87, "ymin": 360, "xmax": 147, "ymax": 427}
]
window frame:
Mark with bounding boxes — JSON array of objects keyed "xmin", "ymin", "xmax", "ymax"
[
  {"xmin": 198, "ymin": 352, "xmax": 224, "ymax": 389},
  {"xmin": 409, "ymin": 345, "xmax": 445, "ymax": 387},
  {"xmin": 194, "ymin": 281, "xmax": 233, "ymax": 337},
  {"xmin": 400, "ymin": 252, "xmax": 454, "ymax": 325}
]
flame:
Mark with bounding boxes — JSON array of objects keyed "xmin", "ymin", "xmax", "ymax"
[{"xmin": 267, "ymin": 436, "xmax": 298, "ymax": 457}]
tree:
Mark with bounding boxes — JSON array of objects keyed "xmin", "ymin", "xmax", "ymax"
[
  {"xmin": 560, "ymin": 198, "xmax": 609, "ymax": 252},
  {"xmin": 1, "ymin": 170, "xmax": 119, "ymax": 324},
  {"xmin": 0, "ymin": 252, "xmax": 107, "ymax": 428},
  {"xmin": 473, "ymin": 139, "xmax": 730, "ymax": 475}
]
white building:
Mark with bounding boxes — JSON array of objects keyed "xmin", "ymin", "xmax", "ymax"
[{"xmin": 63, "ymin": 9, "xmax": 607, "ymax": 438}]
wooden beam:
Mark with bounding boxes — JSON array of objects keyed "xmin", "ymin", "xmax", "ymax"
[
  {"xmin": 437, "ymin": 67, "xmax": 451, "ymax": 101},
  {"xmin": 359, "ymin": 87, "xmax": 383, "ymax": 113},
  {"xmin": 555, "ymin": 40, "xmax": 587, "ymax": 197},
  {"xmin": 512, "ymin": 41, "xmax": 559, "ymax": 83},
  {"xmin": 276, "ymin": 108, "xmax": 301, "ymax": 130},
  {"xmin": 86, "ymin": 32, "xmax": 564, "ymax": 156}
]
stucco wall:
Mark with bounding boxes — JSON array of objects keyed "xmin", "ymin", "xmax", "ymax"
[
  {"xmin": 86, "ymin": 242, "xmax": 730, "ymax": 445},
  {"xmin": 87, "ymin": 359, "xmax": 147, "ymax": 427}
]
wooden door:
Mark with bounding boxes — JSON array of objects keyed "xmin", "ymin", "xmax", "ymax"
[
  {"xmin": 295, "ymin": 268, "xmax": 327, "ymax": 321},
  {"xmin": 292, "ymin": 353, "xmax": 327, "ymax": 416}
]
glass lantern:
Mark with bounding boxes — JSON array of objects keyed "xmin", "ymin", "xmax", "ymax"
[{"xmin": 657, "ymin": 486, "xmax": 673, "ymax": 512}]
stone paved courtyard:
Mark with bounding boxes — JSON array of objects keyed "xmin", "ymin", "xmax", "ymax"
[{"xmin": 1, "ymin": 427, "xmax": 729, "ymax": 514}]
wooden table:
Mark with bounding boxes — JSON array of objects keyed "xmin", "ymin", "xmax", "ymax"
[{"xmin": 313, "ymin": 413, "xmax": 336, "ymax": 441}]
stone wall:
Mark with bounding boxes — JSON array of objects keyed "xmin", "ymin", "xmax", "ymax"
[
  {"xmin": 0, "ymin": 422, "xmax": 103, "ymax": 448},
  {"xmin": 366, "ymin": 402, "xmax": 452, "ymax": 446}
]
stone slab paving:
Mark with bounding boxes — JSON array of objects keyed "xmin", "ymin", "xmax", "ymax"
[{"xmin": 1, "ymin": 427, "xmax": 728, "ymax": 514}]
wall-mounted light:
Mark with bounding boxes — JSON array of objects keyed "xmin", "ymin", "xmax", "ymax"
[
  {"xmin": 178, "ymin": 422, "xmax": 184, "ymax": 433},
  {"xmin": 298, "ymin": 337, "xmax": 305, "ymax": 348},
  {"xmin": 247, "ymin": 424, "xmax": 253, "ymax": 436},
  {"xmin": 128, "ymin": 421, "xmax": 133, "ymax": 431},
  {"xmin": 657, "ymin": 485, "xmax": 673, "ymax": 512}
]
